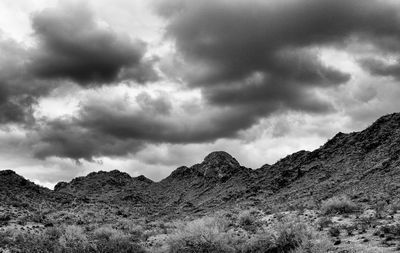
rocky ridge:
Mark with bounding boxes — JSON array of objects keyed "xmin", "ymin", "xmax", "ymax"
[{"xmin": 1, "ymin": 113, "xmax": 400, "ymax": 217}]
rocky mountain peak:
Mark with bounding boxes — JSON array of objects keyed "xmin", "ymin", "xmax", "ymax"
[
  {"xmin": 0, "ymin": 169, "xmax": 16, "ymax": 176},
  {"xmin": 202, "ymin": 151, "xmax": 240, "ymax": 167},
  {"xmin": 0, "ymin": 169, "xmax": 32, "ymax": 187},
  {"xmin": 86, "ymin": 170, "xmax": 132, "ymax": 180},
  {"xmin": 135, "ymin": 175, "xmax": 153, "ymax": 184},
  {"xmin": 167, "ymin": 166, "xmax": 195, "ymax": 179},
  {"xmin": 371, "ymin": 112, "xmax": 400, "ymax": 126},
  {"xmin": 53, "ymin": 169, "xmax": 150, "ymax": 196},
  {"xmin": 197, "ymin": 151, "xmax": 242, "ymax": 179}
]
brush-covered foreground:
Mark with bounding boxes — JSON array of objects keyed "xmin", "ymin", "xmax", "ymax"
[{"xmin": 1, "ymin": 196, "xmax": 400, "ymax": 252}]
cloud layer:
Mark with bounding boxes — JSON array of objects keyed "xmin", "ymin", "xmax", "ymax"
[
  {"xmin": 30, "ymin": 2, "xmax": 157, "ymax": 85},
  {"xmin": 1, "ymin": 0, "xmax": 400, "ymax": 184},
  {"xmin": 29, "ymin": 0, "xmax": 400, "ymax": 161}
]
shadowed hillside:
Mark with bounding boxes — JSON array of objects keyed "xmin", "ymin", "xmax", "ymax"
[
  {"xmin": 2, "ymin": 113, "xmax": 400, "ymax": 216},
  {"xmin": 2, "ymin": 113, "xmax": 400, "ymax": 252}
]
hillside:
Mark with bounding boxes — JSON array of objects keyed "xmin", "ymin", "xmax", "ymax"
[
  {"xmin": 148, "ymin": 151, "xmax": 256, "ymax": 216},
  {"xmin": 1, "ymin": 113, "xmax": 400, "ymax": 216},
  {"xmin": 55, "ymin": 170, "xmax": 153, "ymax": 204},
  {"xmin": 253, "ymin": 112, "xmax": 400, "ymax": 209},
  {"xmin": 0, "ymin": 170, "xmax": 71, "ymax": 208}
]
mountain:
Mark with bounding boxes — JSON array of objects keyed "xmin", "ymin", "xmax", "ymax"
[
  {"xmin": 0, "ymin": 170, "xmax": 72, "ymax": 210},
  {"xmin": 54, "ymin": 170, "xmax": 154, "ymax": 208},
  {"xmin": 148, "ymin": 151, "xmax": 255, "ymax": 216},
  {"xmin": 2, "ymin": 112, "xmax": 400, "ymax": 216},
  {"xmin": 52, "ymin": 151, "xmax": 255, "ymax": 217},
  {"xmin": 252, "ymin": 112, "xmax": 400, "ymax": 209}
]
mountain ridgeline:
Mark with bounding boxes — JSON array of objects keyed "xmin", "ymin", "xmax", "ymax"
[{"xmin": 2, "ymin": 113, "xmax": 400, "ymax": 216}]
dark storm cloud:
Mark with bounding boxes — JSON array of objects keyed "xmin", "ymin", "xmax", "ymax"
[
  {"xmin": 359, "ymin": 58, "xmax": 400, "ymax": 80},
  {"xmin": 0, "ymin": 33, "xmax": 55, "ymax": 125},
  {"xmin": 32, "ymin": 119, "xmax": 145, "ymax": 161},
  {"xmin": 78, "ymin": 103, "xmax": 256, "ymax": 143},
  {"xmin": 155, "ymin": 0, "xmax": 400, "ymax": 107},
  {"xmin": 0, "ymin": 2, "xmax": 160, "ymax": 125},
  {"xmin": 27, "ymin": 0, "xmax": 400, "ymax": 162},
  {"xmin": 30, "ymin": 2, "xmax": 158, "ymax": 85},
  {"xmin": 32, "ymin": 95, "xmax": 263, "ymax": 160}
]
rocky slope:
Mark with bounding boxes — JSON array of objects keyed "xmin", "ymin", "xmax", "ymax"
[
  {"xmin": 1, "ymin": 112, "xmax": 400, "ymax": 216},
  {"xmin": 0, "ymin": 170, "xmax": 71, "ymax": 209},
  {"xmin": 54, "ymin": 170, "xmax": 153, "ymax": 203},
  {"xmin": 253, "ymin": 112, "xmax": 400, "ymax": 209},
  {"xmin": 148, "ymin": 151, "xmax": 256, "ymax": 216}
]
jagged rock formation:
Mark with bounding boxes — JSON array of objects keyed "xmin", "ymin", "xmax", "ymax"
[{"xmin": 2, "ymin": 113, "xmax": 400, "ymax": 216}]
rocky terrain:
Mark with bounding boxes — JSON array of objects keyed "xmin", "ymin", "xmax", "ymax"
[{"xmin": 1, "ymin": 112, "xmax": 400, "ymax": 252}]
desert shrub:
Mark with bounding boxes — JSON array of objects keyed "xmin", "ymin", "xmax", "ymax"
[
  {"xmin": 167, "ymin": 216, "xmax": 234, "ymax": 253},
  {"xmin": 321, "ymin": 196, "xmax": 358, "ymax": 215},
  {"xmin": 355, "ymin": 218, "xmax": 371, "ymax": 234},
  {"xmin": 93, "ymin": 226, "xmax": 126, "ymax": 241},
  {"xmin": 379, "ymin": 223, "xmax": 400, "ymax": 236},
  {"xmin": 9, "ymin": 201, "xmax": 29, "ymax": 208},
  {"xmin": 115, "ymin": 219, "xmax": 144, "ymax": 238},
  {"xmin": 91, "ymin": 225, "xmax": 147, "ymax": 253},
  {"xmin": 328, "ymin": 226, "xmax": 340, "ymax": 237},
  {"xmin": 388, "ymin": 202, "xmax": 400, "ymax": 215},
  {"xmin": 272, "ymin": 219, "xmax": 317, "ymax": 252},
  {"xmin": 164, "ymin": 214, "xmax": 332, "ymax": 253},
  {"xmin": 59, "ymin": 225, "xmax": 89, "ymax": 252},
  {"xmin": 373, "ymin": 200, "xmax": 387, "ymax": 219},
  {"xmin": 316, "ymin": 217, "xmax": 332, "ymax": 231},
  {"xmin": 343, "ymin": 224, "xmax": 357, "ymax": 236},
  {"xmin": 238, "ymin": 210, "xmax": 256, "ymax": 227},
  {"xmin": 239, "ymin": 233, "xmax": 275, "ymax": 253},
  {"xmin": 266, "ymin": 217, "xmax": 332, "ymax": 253},
  {"xmin": 0, "ymin": 225, "xmax": 147, "ymax": 253},
  {"xmin": 0, "ymin": 213, "xmax": 11, "ymax": 226},
  {"xmin": 0, "ymin": 228, "xmax": 60, "ymax": 253},
  {"xmin": 46, "ymin": 226, "xmax": 62, "ymax": 240},
  {"xmin": 95, "ymin": 238, "xmax": 146, "ymax": 253},
  {"xmin": 31, "ymin": 210, "xmax": 49, "ymax": 223}
]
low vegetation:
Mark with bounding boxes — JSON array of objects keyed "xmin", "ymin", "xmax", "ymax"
[
  {"xmin": 2, "ymin": 195, "xmax": 400, "ymax": 252},
  {"xmin": 0, "ymin": 211, "xmax": 333, "ymax": 253},
  {"xmin": 320, "ymin": 196, "xmax": 359, "ymax": 215},
  {"xmin": 0, "ymin": 225, "xmax": 146, "ymax": 253}
]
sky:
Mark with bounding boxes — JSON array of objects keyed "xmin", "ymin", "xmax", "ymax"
[{"xmin": 1, "ymin": 0, "xmax": 400, "ymax": 188}]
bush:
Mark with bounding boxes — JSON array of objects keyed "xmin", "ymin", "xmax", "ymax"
[
  {"xmin": 92, "ymin": 226, "xmax": 146, "ymax": 253},
  {"xmin": 165, "ymin": 215, "xmax": 332, "ymax": 253},
  {"xmin": 59, "ymin": 225, "xmax": 89, "ymax": 252},
  {"xmin": 0, "ymin": 228, "xmax": 59, "ymax": 253},
  {"xmin": 238, "ymin": 210, "xmax": 256, "ymax": 227},
  {"xmin": 328, "ymin": 227, "xmax": 340, "ymax": 237},
  {"xmin": 316, "ymin": 217, "xmax": 332, "ymax": 231},
  {"xmin": 167, "ymin": 216, "xmax": 233, "ymax": 253},
  {"xmin": 321, "ymin": 196, "xmax": 358, "ymax": 215},
  {"xmin": 274, "ymin": 218, "xmax": 332, "ymax": 253},
  {"xmin": 239, "ymin": 233, "xmax": 275, "ymax": 253},
  {"xmin": 94, "ymin": 237, "xmax": 146, "ymax": 253},
  {"xmin": 379, "ymin": 223, "xmax": 400, "ymax": 236},
  {"xmin": 0, "ymin": 213, "xmax": 11, "ymax": 226},
  {"xmin": 93, "ymin": 226, "xmax": 126, "ymax": 241},
  {"xmin": 0, "ymin": 225, "xmax": 146, "ymax": 253}
]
